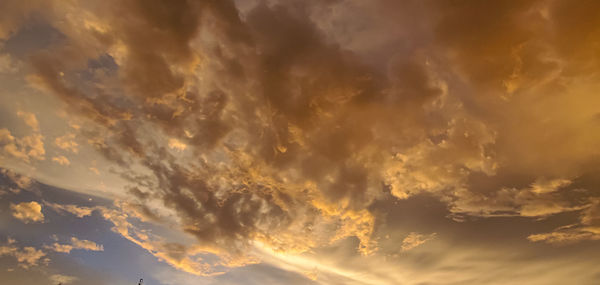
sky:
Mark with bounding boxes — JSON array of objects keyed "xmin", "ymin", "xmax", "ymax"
[{"xmin": 0, "ymin": 0, "xmax": 600, "ymax": 284}]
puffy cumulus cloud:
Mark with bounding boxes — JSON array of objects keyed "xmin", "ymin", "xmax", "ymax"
[
  {"xmin": 0, "ymin": 239, "xmax": 47, "ymax": 269},
  {"xmin": 10, "ymin": 201, "xmax": 44, "ymax": 223},
  {"xmin": 3, "ymin": 0, "xmax": 600, "ymax": 279},
  {"xmin": 401, "ymin": 232, "xmax": 437, "ymax": 251},
  {"xmin": 47, "ymin": 237, "xmax": 104, "ymax": 253}
]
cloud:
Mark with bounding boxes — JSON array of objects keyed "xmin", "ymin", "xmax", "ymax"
[
  {"xmin": 49, "ymin": 274, "xmax": 78, "ymax": 285},
  {"xmin": 47, "ymin": 202, "xmax": 230, "ymax": 276},
  {"xmin": 0, "ymin": 239, "xmax": 47, "ymax": 269},
  {"xmin": 13, "ymin": 247, "xmax": 46, "ymax": 268},
  {"xmin": 0, "ymin": 129, "xmax": 45, "ymax": 162},
  {"xmin": 44, "ymin": 201, "xmax": 94, "ymax": 218},
  {"xmin": 527, "ymin": 228, "xmax": 600, "ymax": 244},
  {"xmin": 0, "ymin": 0, "xmax": 48, "ymax": 39},
  {"xmin": 28, "ymin": 0, "xmax": 597, "ymax": 254},
  {"xmin": 10, "ymin": 201, "xmax": 44, "ymax": 223},
  {"xmin": 0, "ymin": 168, "xmax": 33, "ymax": 189},
  {"xmin": 54, "ymin": 133, "xmax": 79, "ymax": 153},
  {"xmin": 0, "ymin": 53, "xmax": 19, "ymax": 73},
  {"xmin": 528, "ymin": 198, "xmax": 600, "ymax": 244},
  {"xmin": 530, "ymin": 178, "xmax": 572, "ymax": 194},
  {"xmin": 52, "ymin": 155, "xmax": 71, "ymax": 166},
  {"xmin": 401, "ymin": 232, "xmax": 437, "ymax": 251},
  {"xmin": 17, "ymin": 111, "xmax": 40, "ymax": 132},
  {"xmin": 447, "ymin": 177, "xmax": 587, "ymax": 221},
  {"xmin": 168, "ymin": 138, "xmax": 187, "ymax": 151},
  {"xmin": 2, "ymin": 0, "xmax": 600, "ymax": 280},
  {"xmin": 48, "ymin": 237, "xmax": 104, "ymax": 253},
  {"xmin": 0, "ymin": 111, "xmax": 45, "ymax": 162}
]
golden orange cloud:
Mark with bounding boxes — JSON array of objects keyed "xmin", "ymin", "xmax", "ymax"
[{"xmin": 1, "ymin": 0, "xmax": 600, "ymax": 283}]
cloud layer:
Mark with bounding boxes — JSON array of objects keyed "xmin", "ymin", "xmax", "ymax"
[{"xmin": 1, "ymin": 0, "xmax": 599, "ymax": 283}]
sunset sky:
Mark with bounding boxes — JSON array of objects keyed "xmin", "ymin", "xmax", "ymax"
[{"xmin": 1, "ymin": 0, "xmax": 600, "ymax": 284}]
